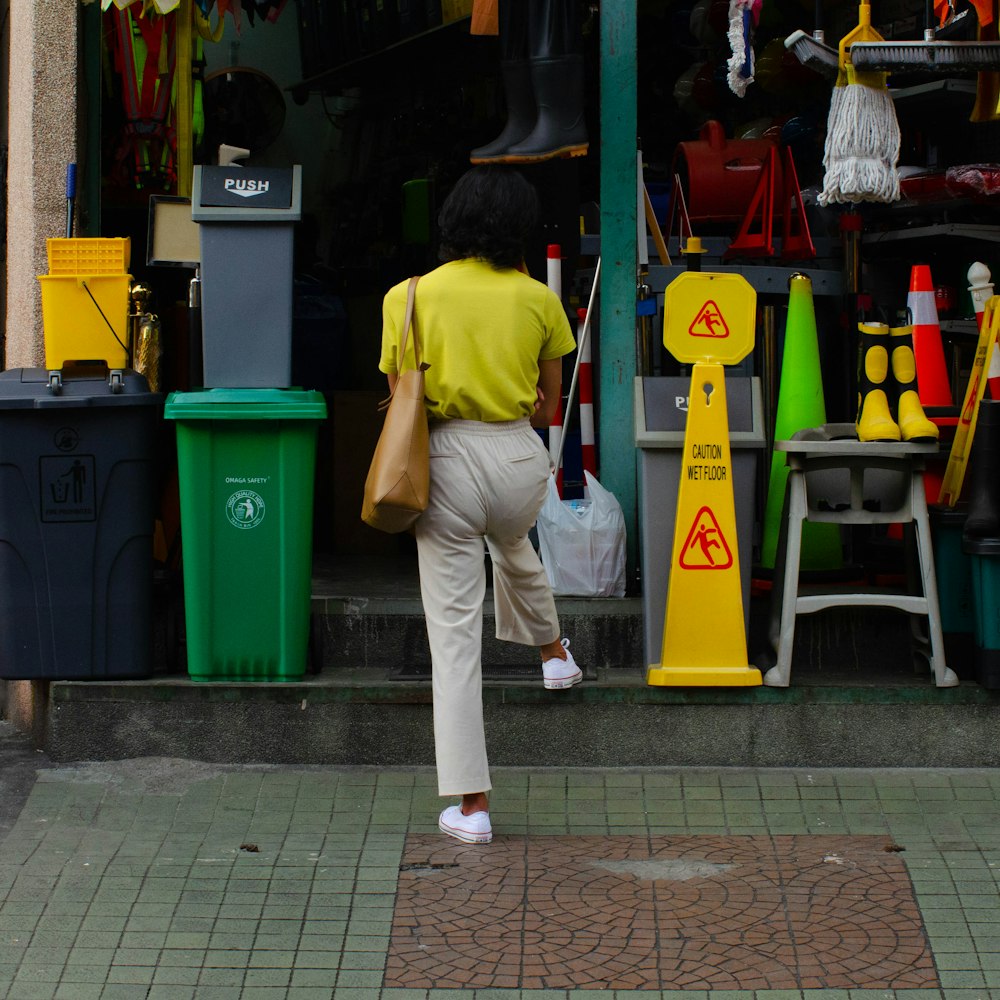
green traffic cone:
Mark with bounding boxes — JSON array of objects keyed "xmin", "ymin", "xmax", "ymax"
[{"xmin": 759, "ymin": 273, "xmax": 843, "ymax": 571}]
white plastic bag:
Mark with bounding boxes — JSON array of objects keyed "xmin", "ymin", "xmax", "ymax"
[{"xmin": 537, "ymin": 471, "xmax": 627, "ymax": 597}]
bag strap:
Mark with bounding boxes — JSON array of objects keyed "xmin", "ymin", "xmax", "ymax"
[
  {"xmin": 378, "ymin": 275, "xmax": 422, "ymax": 412},
  {"xmin": 397, "ymin": 275, "xmax": 421, "ymax": 371}
]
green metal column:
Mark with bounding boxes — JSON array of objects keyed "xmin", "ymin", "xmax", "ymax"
[{"xmin": 598, "ymin": 0, "xmax": 638, "ymax": 586}]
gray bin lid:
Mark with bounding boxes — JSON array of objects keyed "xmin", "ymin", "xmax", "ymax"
[
  {"xmin": 0, "ymin": 369, "xmax": 161, "ymax": 409},
  {"xmin": 634, "ymin": 376, "xmax": 766, "ymax": 448}
]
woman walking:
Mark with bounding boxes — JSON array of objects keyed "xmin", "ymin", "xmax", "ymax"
[{"xmin": 378, "ymin": 165, "xmax": 583, "ymax": 845}]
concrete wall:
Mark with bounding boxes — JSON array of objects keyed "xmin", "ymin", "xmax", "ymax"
[
  {"xmin": 1, "ymin": 1, "xmax": 79, "ymax": 733},
  {"xmin": 6, "ymin": 0, "xmax": 79, "ymax": 368},
  {"xmin": 2, "ymin": 680, "xmax": 48, "ymax": 749}
]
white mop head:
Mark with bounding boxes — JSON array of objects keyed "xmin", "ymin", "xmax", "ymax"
[{"xmin": 820, "ymin": 65, "xmax": 901, "ymax": 204}]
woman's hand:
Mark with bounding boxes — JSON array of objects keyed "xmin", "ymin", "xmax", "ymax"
[{"xmin": 530, "ymin": 358, "xmax": 562, "ymax": 428}]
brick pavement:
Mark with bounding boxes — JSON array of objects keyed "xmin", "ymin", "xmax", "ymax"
[{"xmin": 2, "ymin": 724, "xmax": 1000, "ymax": 999}]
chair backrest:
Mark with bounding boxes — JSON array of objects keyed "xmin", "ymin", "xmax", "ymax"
[{"xmin": 791, "ymin": 424, "xmax": 912, "ymax": 521}]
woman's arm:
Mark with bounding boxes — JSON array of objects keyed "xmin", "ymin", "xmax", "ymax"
[{"xmin": 530, "ymin": 357, "xmax": 563, "ymax": 428}]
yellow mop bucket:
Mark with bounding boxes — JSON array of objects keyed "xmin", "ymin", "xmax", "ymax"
[{"xmin": 38, "ymin": 238, "xmax": 132, "ymax": 370}]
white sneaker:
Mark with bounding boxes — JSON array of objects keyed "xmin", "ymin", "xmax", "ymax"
[
  {"xmin": 542, "ymin": 638, "xmax": 583, "ymax": 690},
  {"xmin": 439, "ymin": 805, "xmax": 493, "ymax": 844}
]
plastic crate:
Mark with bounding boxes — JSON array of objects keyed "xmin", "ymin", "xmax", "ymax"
[
  {"xmin": 46, "ymin": 237, "xmax": 131, "ymax": 275},
  {"xmin": 38, "ymin": 273, "xmax": 132, "ymax": 370},
  {"xmin": 440, "ymin": 0, "xmax": 471, "ymax": 23}
]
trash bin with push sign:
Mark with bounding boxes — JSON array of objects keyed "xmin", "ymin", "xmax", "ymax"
[{"xmin": 191, "ymin": 164, "xmax": 301, "ymax": 388}]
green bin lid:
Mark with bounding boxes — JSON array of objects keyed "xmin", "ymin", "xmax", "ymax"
[{"xmin": 164, "ymin": 388, "xmax": 327, "ymax": 421}]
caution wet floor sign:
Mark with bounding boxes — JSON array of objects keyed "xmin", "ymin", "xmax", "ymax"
[{"xmin": 648, "ymin": 270, "xmax": 761, "ymax": 687}]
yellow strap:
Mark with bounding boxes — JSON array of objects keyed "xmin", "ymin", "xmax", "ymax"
[
  {"xmin": 158, "ymin": 20, "xmax": 170, "ymax": 75},
  {"xmin": 192, "ymin": 38, "xmax": 205, "ymax": 144},
  {"xmin": 194, "ymin": 6, "xmax": 224, "ymax": 42},
  {"xmin": 175, "ymin": 0, "xmax": 193, "ymax": 197}
]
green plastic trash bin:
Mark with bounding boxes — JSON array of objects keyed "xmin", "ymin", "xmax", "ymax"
[{"xmin": 165, "ymin": 388, "xmax": 327, "ymax": 681}]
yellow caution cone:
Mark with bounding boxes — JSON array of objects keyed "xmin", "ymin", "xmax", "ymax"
[
  {"xmin": 648, "ymin": 361, "xmax": 762, "ymax": 686},
  {"xmin": 759, "ymin": 273, "xmax": 842, "ymax": 570}
]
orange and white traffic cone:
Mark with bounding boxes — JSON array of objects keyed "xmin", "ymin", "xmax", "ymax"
[
  {"xmin": 907, "ymin": 264, "xmax": 958, "ymax": 503},
  {"xmin": 907, "ymin": 263, "xmax": 953, "ymax": 408}
]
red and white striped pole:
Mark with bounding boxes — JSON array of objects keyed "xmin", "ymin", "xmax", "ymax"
[
  {"xmin": 576, "ymin": 306, "xmax": 596, "ymax": 490},
  {"xmin": 968, "ymin": 262, "xmax": 1000, "ymax": 399},
  {"xmin": 546, "ymin": 244, "xmax": 564, "ymax": 496},
  {"xmin": 554, "ymin": 259, "xmax": 601, "ymax": 492}
]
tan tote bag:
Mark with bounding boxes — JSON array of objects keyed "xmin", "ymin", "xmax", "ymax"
[{"xmin": 361, "ymin": 276, "xmax": 430, "ymax": 533}]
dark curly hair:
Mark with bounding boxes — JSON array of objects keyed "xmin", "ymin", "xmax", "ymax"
[{"xmin": 437, "ymin": 166, "xmax": 539, "ymax": 269}]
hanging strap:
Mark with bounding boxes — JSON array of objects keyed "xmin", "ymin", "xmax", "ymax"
[
  {"xmin": 175, "ymin": 0, "xmax": 193, "ymax": 196},
  {"xmin": 194, "ymin": 4, "xmax": 225, "ymax": 41},
  {"xmin": 109, "ymin": 5, "xmax": 178, "ymax": 187},
  {"xmin": 379, "ymin": 276, "xmax": 424, "ymax": 413},
  {"xmin": 398, "ymin": 275, "xmax": 422, "ymax": 371},
  {"xmin": 112, "ymin": 9, "xmax": 142, "ymax": 123}
]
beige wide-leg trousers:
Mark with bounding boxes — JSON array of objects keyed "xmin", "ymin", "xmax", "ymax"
[{"xmin": 415, "ymin": 418, "xmax": 562, "ymax": 796}]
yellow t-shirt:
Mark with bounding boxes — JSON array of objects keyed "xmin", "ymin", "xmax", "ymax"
[{"xmin": 378, "ymin": 259, "xmax": 576, "ymax": 422}]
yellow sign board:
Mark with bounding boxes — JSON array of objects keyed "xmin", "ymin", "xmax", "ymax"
[
  {"xmin": 647, "ymin": 361, "xmax": 762, "ymax": 686},
  {"xmin": 664, "ymin": 271, "xmax": 756, "ymax": 365},
  {"xmin": 939, "ymin": 295, "xmax": 999, "ymax": 506}
]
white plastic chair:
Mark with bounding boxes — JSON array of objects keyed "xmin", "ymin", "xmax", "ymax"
[{"xmin": 765, "ymin": 423, "xmax": 959, "ymax": 688}]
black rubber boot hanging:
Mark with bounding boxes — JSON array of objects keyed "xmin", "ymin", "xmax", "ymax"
[
  {"xmin": 963, "ymin": 399, "xmax": 1000, "ymax": 542},
  {"xmin": 470, "ymin": 61, "xmax": 536, "ymax": 163},
  {"xmin": 470, "ymin": 2, "xmax": 535, "ymax": 163},
  {"xmin": 504, "ymin": 55, "xmax": 589, "ymax": 163},
  {"xmin": 502, "ymin": 0, "xmax": 588, "ymax": 164}
]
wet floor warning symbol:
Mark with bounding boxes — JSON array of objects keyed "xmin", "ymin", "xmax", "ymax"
[
  {"xmin": 679, "ymin": 506, "xmax": 733, "ymax": 569},
  {"xmin": 664, "ymin": 272, "xmax": 755, "ymax": 365},
  {"xmin": 689, "ymin": 301, "xmax": 730, "ymax": 339}
]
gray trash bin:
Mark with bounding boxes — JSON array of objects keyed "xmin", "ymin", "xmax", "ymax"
[
  {"xmin": 0, "ymin": 369, "xmax": 161, "ymax": 679},
  {"xmin": 635, "ymin": 375, "xmax": 765, "ymax": 668},
  {"xmin": 192, "ymin": 164, "xmax": 302, "ymax": 388}
]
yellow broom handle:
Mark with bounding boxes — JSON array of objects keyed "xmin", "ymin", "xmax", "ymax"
[{"xmin": 176, "ymin": 0, "xmax": 193, "ymax": 198}]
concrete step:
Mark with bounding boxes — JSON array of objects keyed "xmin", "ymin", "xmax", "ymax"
[
  {"xmin": 39, "ymin": 660, "xmax": 1000, "ymax": 768},
  {"xmin": 21, "ymin": 569, "xmax": 998, "ymax": 767}
]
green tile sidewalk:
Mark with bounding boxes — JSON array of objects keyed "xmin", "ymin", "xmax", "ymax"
[{"xmin": 3, "ymin": 721, "xmax": 1000, "ymax": 999}]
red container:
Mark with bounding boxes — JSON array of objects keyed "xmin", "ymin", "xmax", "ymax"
[{"xmin": 673, "ymin": 119, "xmax": 783, "ymax": 223}]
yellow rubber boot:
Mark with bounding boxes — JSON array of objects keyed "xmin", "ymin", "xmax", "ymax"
[
  {"xmin": 891, "ymin": 324, "xmax": 939, "ymax": 442},
  {"xmin": 856, "ymin": 322, "xmax": 901, "ymax": 442}
]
